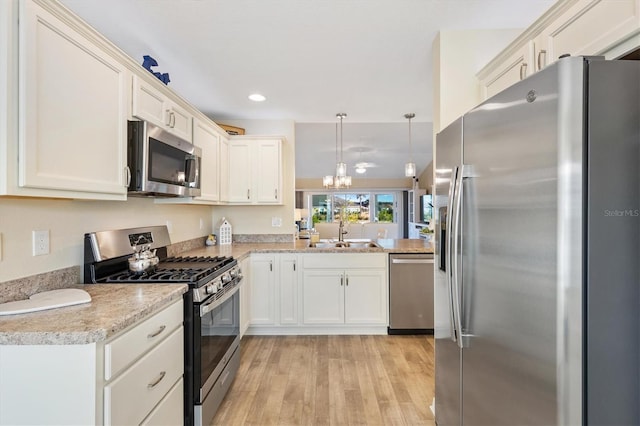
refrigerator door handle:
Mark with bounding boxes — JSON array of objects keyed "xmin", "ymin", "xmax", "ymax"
[
  {"xmin": 445, "ymin": 166, "xmax": 459, "ymax": 343},
  {"xmin": 451, "ymin": 164, "xmax": 464, "ymax": 349}
]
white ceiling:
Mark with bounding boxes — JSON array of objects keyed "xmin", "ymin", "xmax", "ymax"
[{"xmin": 60, "ymin": 0, "xmax": 554, "ymax": 179}]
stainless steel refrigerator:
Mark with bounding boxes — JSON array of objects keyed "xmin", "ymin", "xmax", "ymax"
[{"xmin": 434, "ymin": 56, "xmax": 640, "ymax": 426}]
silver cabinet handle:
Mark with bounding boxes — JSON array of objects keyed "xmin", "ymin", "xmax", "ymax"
[
  {"xmin": 124, "ymin": 166, "xmax": 131, "ymax": 187},
  {"xmin": 274, "ymin": 188, "xmax": 278, "ymax": 199},
  {"xmin": 247, "ymin": 189, "xmax": 250, "ymax": 200},
  {"xmin": 147, "ymin": 325, "xmax": 166, "ymax": 339},
  {"xmin": 171, "ymin": 111, "xmax": 176, "ymax": 128},
  {"xmin": 519, "ymin": 63, "xmax": 528, "ymax": 80},
  {"xmin": 147, "ymin": 371, "xmax": 166, "ymax": 389},
  {"xmin": 293, "ymin": 261, "xmax": 296, "ymax": 271},
  {"xmin": 340, "ymin": 275, "xmax": 344, "ymax": 286},
  {"xmin": 269, "ymin": 261, "xmax": 273, "ymax": 272},
  {"xmin": 346, "ymin": 275, "xmax": 349, "ymax": 286},
  {"xmin": 537, "ymin": 49, "xmax": 547, "ymax": 71},
  {"xmin": 165, "ymin": 110, "xmax": 172, "ymax": 127}
]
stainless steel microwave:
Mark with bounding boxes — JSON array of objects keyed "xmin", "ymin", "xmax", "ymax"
[{"xmin": 127, "ymin": 120, "xmax": 201, "ymax": 197}]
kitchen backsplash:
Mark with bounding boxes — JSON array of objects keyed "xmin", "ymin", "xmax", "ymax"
[
  {"xmin": 232, "ymin": 234, "xmax": 293, "ymax": 243},
  {"xmin": 0, "ymin": 266, "xmax": 80, "ymax": 304}
]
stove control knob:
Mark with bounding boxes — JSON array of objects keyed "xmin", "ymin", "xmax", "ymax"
[
  {"xmin": 221, "ymin": 273, "xmax": 231, "ymax": 283},
  {"xmin": 205, "ymin": 284, "xmax": 216, "ymax": 295},
  {"xmin": 230, "ymin": 268, "xmax": 238, "ymax": 278}
]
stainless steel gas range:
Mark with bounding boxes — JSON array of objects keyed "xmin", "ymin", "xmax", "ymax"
[{"xmin": 83, "ymin": 226, "xmax": 242, "ymax": 426}]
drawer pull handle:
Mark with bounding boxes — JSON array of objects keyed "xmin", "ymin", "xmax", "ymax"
[
  {"xmin": 148, "ymin": 371, "xmax": 166, "ymax": 389},
  {"xmin": 147, "ymin": 325, "xmax": 166, "ymax": 339}
]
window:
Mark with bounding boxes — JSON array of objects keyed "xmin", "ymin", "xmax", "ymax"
[
  {"xmin": 374, "ymin": 194, "xmax": 394, "ymax": 223},
  {"xmin": 308, "ymin": 192, "xmax": 397, "ymax": 224}
]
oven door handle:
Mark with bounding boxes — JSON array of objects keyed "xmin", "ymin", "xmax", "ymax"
[{"xmin": 199, "ymin": 283, "xmax": 239, "ymax": 317}]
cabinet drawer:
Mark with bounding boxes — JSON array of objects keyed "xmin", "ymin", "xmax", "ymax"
[
  {"xmin": 302, "ymin": 253, "xmax": 386, "ymax": 269},
  {"xmin": 140, "ymin": 377, "xmax": 184, "ymax": 426},
  {"xmin": 104, "ymin": 326, "xmax": 184, "ymax": 426},
  {"xmin": 104, "ymin": 300, "xmax": 182, "ymax": 380}
]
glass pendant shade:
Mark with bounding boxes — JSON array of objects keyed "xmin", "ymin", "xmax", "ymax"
[
  {"xmin": 405, "ymin": 162, "xmax": 416, "ymax": 177},
  {"xmin": 321, "ymin": 113, "xmax": 352, "ymax": 189}
]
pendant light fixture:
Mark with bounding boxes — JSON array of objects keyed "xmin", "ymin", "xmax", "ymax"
[
  {"xmin": 323, "ymin": 113, "xmax": 352, "ymax": 189},
  {"xmin": 404, "ymin": 113, "xmax": 416, "ymax": 177}
]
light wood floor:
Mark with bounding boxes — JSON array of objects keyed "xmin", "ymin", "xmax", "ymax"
[{"xmin": 211, "ymin": 335, "xmax": 436, "ymax": 426}]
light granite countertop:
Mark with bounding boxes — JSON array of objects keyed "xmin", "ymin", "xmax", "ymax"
[
  {"xmin": 0, "ymin": 284, "xmax": 187, "ymax": 345},
  {"xmin": 180, "ymin": 238, "xmax": 434, "ymax": 260}
]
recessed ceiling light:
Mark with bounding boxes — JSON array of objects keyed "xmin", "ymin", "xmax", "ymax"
[{"xmin": 248, "ymin": 93, "xmax": 266, "ymax": 102}]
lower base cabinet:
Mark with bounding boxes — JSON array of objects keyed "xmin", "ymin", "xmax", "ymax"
[
  {"xmin": 245, "ymin": 252, "xmax": 388, "ymax": 335},
  {"xmin": 0, "ymin": 300, "xmax": 184, "ymax": 426},
  {"xmin": 302, "ymin": 267, "xmax": 387, "ymax": 325}
]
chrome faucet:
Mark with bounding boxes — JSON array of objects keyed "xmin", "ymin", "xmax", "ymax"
[{"xmin": 338, "ymin": 220, "xmax": 348, "ymax": 242}]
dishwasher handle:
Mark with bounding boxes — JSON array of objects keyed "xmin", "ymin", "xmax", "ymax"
[{"xmin": 391, "ymin": 258, "xmax": 434, "ymax": 264}]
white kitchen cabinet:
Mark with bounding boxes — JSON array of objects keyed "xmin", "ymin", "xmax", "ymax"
[
  {"xmin": 132, "ymin": 74, "xmax": 193, "ymax": 142},
  {"xmin": 193, "ymin": 119, "xmax": 220, "ymax": 202},
  {"xmin": 249, "ymin": 254, "xmax": 276, "ymax": 325},
  {"xmin": 478, "ymin": 0, "xmax": 640, "ymax": 100},
  {"xmin": 3, "ymin": 0, "xmax": 129, "ymax": 200},
  {"xmin": 228, "ymin": 137, "xmax": 283, "ymax": 204},
  {"xmin": 302, "ymin": 253, "xmax": 387, "ymax": 326},
  {"xmin": 480, "ymin": 42, "xmax": 534, "ymax": 100},
  {"xmin": 536, "ymin": 0, "xmax": 640, "ymax": 69},
  {"xmin": 279, "ymin": 254, "xmax": 300, "ymax": 325},
  {"xmin": 0, "ymin": 300, "xmax": 184, "ymax": 426},
  {"xmin": 219, "ymin": 135, "xmax": 230, "ymax": 203}
]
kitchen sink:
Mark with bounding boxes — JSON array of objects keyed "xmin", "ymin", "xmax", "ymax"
[{"xmin": 308, "ymin": 240, "xmax": 380, "ymax": 249}]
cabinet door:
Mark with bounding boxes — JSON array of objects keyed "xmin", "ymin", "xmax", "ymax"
[
  {"xmin": 255, "ymin": 139, "xmax": 281, "ymax": 204},
  {"xmin": 481, "ymin": 42, "xmax": 533, "ymax": 100},
  {"xmin": 19, "ymin": 0, "xmax": 128, "ymax": 197},
  {"xmin": 132, "ymin": 75, "xmax": 165, "ymax": 127},
  {"xmin": 228, "ymin": 141, "xmax": 252, "ymax": 203},
  {"xmin": 302, "ymin": 269, "xmax": 344, "ymax": 324},
  {"xmin": 344, "ymin": 269, "xmax": 387, "ymax": 324},
  {"xmin": 165, "ymin": 101, "xmax": 192, "ymax": 142},
  {"xmin": 219, "ymin": 136, "xmax": 229, "ymax": 202},
  {"xmin": 250, "ymin": 255, "xmax": 276, "ymax": 325},
  {"xmin": 193, "ymin": 120, "xmax": 219, "ymax": 202},
  {"xmin": 545, "ymin": 0, "xmax": 640, "ymax": 61},
  {"xmin": 279, "ymin": 254, "xmax": 299, "ymax": 325}
]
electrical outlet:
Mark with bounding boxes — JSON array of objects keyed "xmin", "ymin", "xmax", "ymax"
[
  {"xmin": 199, "ymin": 218, "xmax": 204, "ymax": 230},
  {"xmin": 271, "ymin": 217, "xmax": 282, "ymax": 227},
  {"xmin": 32, "ymin": 230, "xmax": 50, "ymax": 256}
]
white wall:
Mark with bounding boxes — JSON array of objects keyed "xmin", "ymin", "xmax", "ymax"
[
  {"xmin": 0, "ymin": 197, "xmax": 212, "ymax": 282},
  {"xmin": 211, "ymin": 119, "xmax": 296, "ymax": 236}
]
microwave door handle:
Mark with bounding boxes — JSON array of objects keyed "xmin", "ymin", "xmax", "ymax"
[{"xmin": 185, "ymin": 155, "xmax": 198, "ymax": 185}]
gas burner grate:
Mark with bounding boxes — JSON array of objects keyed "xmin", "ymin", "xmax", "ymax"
[{"xmin": 104, "ymin": 266, "xmax": 223, "ymax": 283}]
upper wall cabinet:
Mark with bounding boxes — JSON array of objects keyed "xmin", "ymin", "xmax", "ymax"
[
  {"xmin": 478, "ymin": 0, "xmax": 640, "ymax": 100},
  {"xmin": 132, "ymin": 75, "xmax": 193, "ymax": 143},
  {"xmin": 1, "ymin": 0, "xmax": 129, "ymax": 200},
  {"xmin": 228, "ymin": 137, "xmax": 283, "ymax": 205}
]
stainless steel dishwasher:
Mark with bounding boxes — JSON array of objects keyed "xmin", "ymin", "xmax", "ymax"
[{"xmin": 388, "ymin": 253, "xmax": 434, "ymax": 334}]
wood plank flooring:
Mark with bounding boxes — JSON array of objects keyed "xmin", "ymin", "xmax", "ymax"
[{"xmin": 211, "ymin": 335, "xmax": 435, "ymax": 426}]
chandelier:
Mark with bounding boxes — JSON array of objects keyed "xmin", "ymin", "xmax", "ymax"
[
  {"xmin": 404, "ymin": 112, "xmax": 416, "ymax": 177},
  {"xmin": 323, "ymin": 113, "xmax": 352, "ymax": 188}
]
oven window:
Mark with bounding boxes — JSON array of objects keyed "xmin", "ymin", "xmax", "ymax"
[
  {"xmin": 200, "ymin": 291, "xmax": 239, "ymax": 385},
  {"xmin": 149, "ymin": 137, "xmax": 188, "ymax": 184}
]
